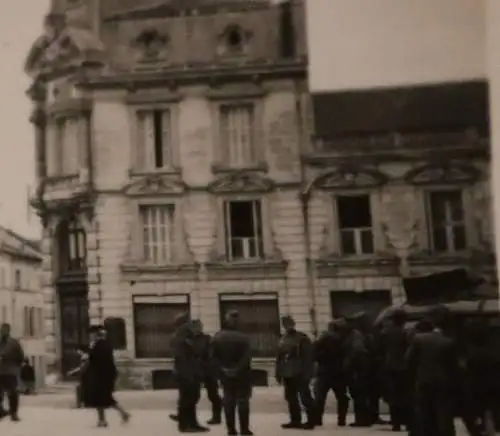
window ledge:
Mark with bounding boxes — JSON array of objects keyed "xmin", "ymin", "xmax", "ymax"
[
  {"xmin": 205, "ymin": 259, "xmax": 287, "ymax": 281},
  {"xmin": 315, "ymin": 254, "xmax": 399, "ymax": 278},
  {"xmin": 407, "ymin": 251, "xmax": 473, "ymax": 266},
  {"xmin": 211, "ymin": 162, "xmax": 268, "ymax": 174},
  {"xmin": 120, "ymin": 263, "xmax": 199, "ymax": 282},
  {"xmin": 129, "ymin": 168, "xmax": 182, "ymax": 178}
]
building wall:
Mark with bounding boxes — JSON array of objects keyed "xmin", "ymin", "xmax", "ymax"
[
  {"xmin": 0, "ymin": 253, "xmax": 45, "ymax": 389},
  {"xmin": 307, "ymin": 0, "xmax": 486, "ymax": 91}
]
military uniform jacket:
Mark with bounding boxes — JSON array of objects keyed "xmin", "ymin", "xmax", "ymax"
[
  {"xmin": 380, "ymin": 325, "xmax": 410, "ymax": 372},
  {"xmin": 171, "ymin": 325, "xmax": 203, "ymax": 381},
  {"xmin": 313, "ymin": 330, "xmax": 345, "ymax": 377},
  {"xmin": 275, "ymin": 330, "xmax": 313, "ymax": 379},
  {"xmin": 212, "ymin": 328, "xmax": 252, "ymax": 380}
]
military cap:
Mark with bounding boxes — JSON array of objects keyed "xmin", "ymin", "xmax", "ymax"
[
  {"xmin": 174, "ymin": 312, "xmax": 190, "ymax": 328},
  {"xmin": 281, "ymin": 315, "xmax": 295, "ymax": 324},
  {"xmin": 225, "ymin": 309, "xmax": 240, "ymax": 320},
  {"xmin": 88, "ymin": 324, "xmax": 105, "ymax": 333}
]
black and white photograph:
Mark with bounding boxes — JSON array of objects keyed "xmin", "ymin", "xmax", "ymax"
[{"xmin": 0, "ymin": 0, "xmax": 498, "ymax": 435}]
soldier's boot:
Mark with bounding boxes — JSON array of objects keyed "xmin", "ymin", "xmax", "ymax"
[
  {"xmin": 224, "ymin": 404, "xmax": 237, "ymax": 436},
  {"xmin": 337, "ymin": 399, "xmax": 348, "ymax": 427},
  {"xmin": 207, "ymin": 403, "xmax": 222, "ymax": 425},
  {"xmin": 238, "ymin": 402, "xmax": 253, "ymax": 436}
]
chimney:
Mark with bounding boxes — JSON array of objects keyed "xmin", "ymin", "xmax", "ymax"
[{"xmin": 279, "ymin": 0, "xmax": 295, "ymax": 58}]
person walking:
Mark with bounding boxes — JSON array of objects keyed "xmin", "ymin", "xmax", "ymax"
[
  {"xmin": 0, "ymin": 323, "xmax": 24, "ymax": 421},
  {"xmin": 212, "ymin": 310, "xmax": 253, "ymax": 436},
  {"xmin": 67, "ymin": 345, "xmax": 90, "ymax": 408},
  {"xmin": 86, "ymin": 325, "xmax": 130, "ymax": 428},
  {"xmin": 275, "ymin": 315, "xmax": 315, "ymax": 430}
]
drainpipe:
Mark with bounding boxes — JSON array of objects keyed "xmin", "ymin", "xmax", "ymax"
[{"xmin": 295, "ymin": 83, "xmax": 318, "ymax": 338}]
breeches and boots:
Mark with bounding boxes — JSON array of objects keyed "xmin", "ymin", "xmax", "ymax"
[
  {"xmin": 176, "ymin": 376, "xmax": 222, "ymax": 428},
  {"xmin": 283, "ymin": 377, "xmax": 315, "ymax": 426},
  {"xmin": 314, "ymin": 375, "xmax": 348, "ymax": 426},
  {"xmin": 0, "ymin": 375, "xmax": 19, "ymax": 417},
  {"xmin": 221, "ymin": 378, "xmax": 252, "ymax": 435}
]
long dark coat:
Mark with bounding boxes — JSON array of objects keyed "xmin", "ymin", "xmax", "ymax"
[{"xmin": 85, "ymin": 338, "xmax": 118, "ymax": 408}]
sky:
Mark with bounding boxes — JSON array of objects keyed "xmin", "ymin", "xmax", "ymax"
[{"xmin": 0, "ymin": 1, "xmax": 49, "ymax": 239}]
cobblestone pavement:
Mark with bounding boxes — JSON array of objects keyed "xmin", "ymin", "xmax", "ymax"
[{"xmin": 2, "ymin": 408, "xmax": 469, "ymax": 436}]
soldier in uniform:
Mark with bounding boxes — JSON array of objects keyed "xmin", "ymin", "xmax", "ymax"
[
  {"xmin": 379, "ymin": 309, "xmax": 410, "ymax": 431},
  {"xmin": 275, "ymin": 315, "xmax": 315, "ymax": 430},
  {"xmin": 191, "ymin": 319, "xmax": 223, "ymax": 425},
  {"xmin": 406, "ymin": 306, "xmax": 458, "ymax": 436},
  {"xmin": 342, "ymin": 316, "xmax": 372, "ymax": 427},
  {"xmin": 171, "ymin": 313, "xmax": 208, "ymax": 433},
  {"xmin": 313, "ymin": 319, "xmax": 349, "ymax": 427},
  {"xmin": 212, "ymin": 310, "xmax": 253, "ymax": 436}
]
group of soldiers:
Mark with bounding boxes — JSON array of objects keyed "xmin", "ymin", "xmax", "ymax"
[{"xmin": 171, "ymin": 306, "xmax": 499, "ymax": 436}]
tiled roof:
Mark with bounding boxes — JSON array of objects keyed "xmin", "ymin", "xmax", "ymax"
[{"xmin": 312, "ymin": 80, "xmax": 489, "ymax": 139}]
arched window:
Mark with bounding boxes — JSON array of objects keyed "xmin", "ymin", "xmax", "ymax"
[{"xmin": 57, "ymin": 217, "xmax": 87, "ymax": 274}]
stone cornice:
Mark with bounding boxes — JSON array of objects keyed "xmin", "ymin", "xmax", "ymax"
[
  {"xmin": 305, "ymin": 131, "xmax": 490, "ymax": 166},
  {"xmin": 46, "ymin": 98, "xmax": 92, "ymax": 119},
  {"xmin": 205, "ymin": 260, "xmax": 288, "ymax": 281},
  {"xmin": 74, "ymin": 59, "xmax": 307, "ymax": 90},
  {"xmin": 120, "ymin": 263, "xmax": 199, "ymax": 282},
  {"xmin": 315, "ymin": 255, "xmax": 399, "ymax": 279}
]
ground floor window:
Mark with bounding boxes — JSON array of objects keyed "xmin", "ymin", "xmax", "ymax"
[
  {"xmin": 133, "ymin": 294, "xmax": 190, "ymax": 358},
  {"xmin": 218, "ymin": 293, "xmax": 280, "ymax": 357},
  {"xmin": 329, "ymin": 289, "xmax": 392, "ymax": 321}
]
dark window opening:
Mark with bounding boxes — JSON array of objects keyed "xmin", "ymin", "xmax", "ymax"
[
  {"xmin": 153, "ymin": 110, "xmax": 163, "ymax": 168},
  {"xmin": 227, "ymin": 28, "xmax": 243, "ymax": 49},
  {"xmin": 224, "ymin": 200, "xmax": 263, "ymax": 261},
  {"xmin": 330, "ymin": 289, "xmax": 392, "ymax": 322},
  {"xmin": 336, "ymin": 195, "xmax": 374, "ymax": 255},
  {"xmin": 14, "ymin": 269, "xmax": 21, "ymax": 290}
]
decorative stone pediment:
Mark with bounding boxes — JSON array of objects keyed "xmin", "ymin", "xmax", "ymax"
[
  {"xmin": 216, "ymin": 24, "xmax": 252, "ymax": 57},
  {"xmin": 405, "ymin": 163, "xmax": 479, "ymax": 185},
  {"xmin": 208, "ymin": 172, "xmax": 275, "ymax": 194},
  {"xmin": 123, "ymin": 175, "xmax": 186, "ymax": 197},
  {"xmin": 131, "ymin": 28, "xmax": 170, "ymax": 63},
  {"xmin": 314, "ymin": 167, "xmax": 388, "ymax": 190},
  {"xmin": 24, "ymin": 14, "xmax": 105, "ymax": 77}
]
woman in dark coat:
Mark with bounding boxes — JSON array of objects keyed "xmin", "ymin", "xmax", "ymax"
[{"xmin": 86, "ymin": 325, "xmax": 130, "ymax": 427}]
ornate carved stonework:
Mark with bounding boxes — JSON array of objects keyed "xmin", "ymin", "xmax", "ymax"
[
  {"xmin": 208, "ymin": 171, "xmax": 275, "ymax": 194},
  {"xmin": 380, "ymin": 186, "xmax": 419, "ymax": 256},
  {"xmin": 131, "ymin": 28, "xmax": 169, "ymax": 63},
  {"xmin": 405, "ymin": 162, "xmax": 479, "ymax": 185},
  {"xmin": 24, "ymin": 14, "xmax": 105, "ymax": 77},
  {"xmin": 216, "ymin": 24, "xmax": 252, "ymax": 57},
  {"xmin": 314, "ymin": 167, "xmax": 388, "ymax": 190},
  {"xmin": 123, "ymin": 175, "xmax": 186, "ymax": 197}
]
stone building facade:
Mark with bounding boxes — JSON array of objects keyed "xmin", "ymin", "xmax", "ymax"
[
  {"xmin": 24, "ymin": 0, "xmax": 494, "ymax": 388},
  {"xmin": 25, "ymin": 0, "xmax": 310, "ymax": 387}
]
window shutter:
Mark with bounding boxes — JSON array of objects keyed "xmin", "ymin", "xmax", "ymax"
[
  {"xmin": 144, "ymin": 113, "xmax": 155, "ymax": 170},
  {"xmin": 65, "ymin": 118, "xmax": 78, "ymax": 174},
  {"xmin": 45, "ymin": 124, "xmax": 56, "ymax": 176},
  {"xmin": 161, "ymin": 110, "xmax": 171, "ymax": 167}
]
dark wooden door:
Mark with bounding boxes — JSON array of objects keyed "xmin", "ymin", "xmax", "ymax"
[
  {"xmin": 59, "ymin": 287, "xmax": 89, "ymax": 378},
  {"xmin": 330, "ymin": 290, "xmax": 392, "ymax": 322}
]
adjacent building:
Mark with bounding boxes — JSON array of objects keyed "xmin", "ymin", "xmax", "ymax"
[
  {"xmin": 0, "ymin": 227, "xmax": 45, "ymax": 389},
  {"xmin": 305, "ymin": 0, "xmax": 495, "ymax": 322}
]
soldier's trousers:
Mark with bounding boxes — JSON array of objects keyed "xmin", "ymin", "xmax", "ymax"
[
  {"xmin": 283, "ymin": 377, "xmax": 315, "ymax": 425},
  {"xmin": 314, "ymin": 375, "xmax": 349, "ymax": 425},
  {"xmin": 414, "ymin": 382, "xmax": 455, "ymax": 436},
  {"xmin": 221, "ymin": 378, "xmax": 252, "ymax": 433},
  {"xmin": 203, "ymin": 376, "xmax": 222, "ymax": 420},
  {"xmin": 349, "ymin": 378, "xmax": 372, "ymax": 426},
  {"xmin": 177, "ymin": 378, "xmax": 201, "ymax": 430},
  {"xmin": 386, "ymin": 370, "xmax": 410, "ymax": 428}
]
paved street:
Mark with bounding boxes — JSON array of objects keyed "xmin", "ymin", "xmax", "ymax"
[{"xmin": 3, "ymin": 407, "xmax": 470, "ymax": 436}]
